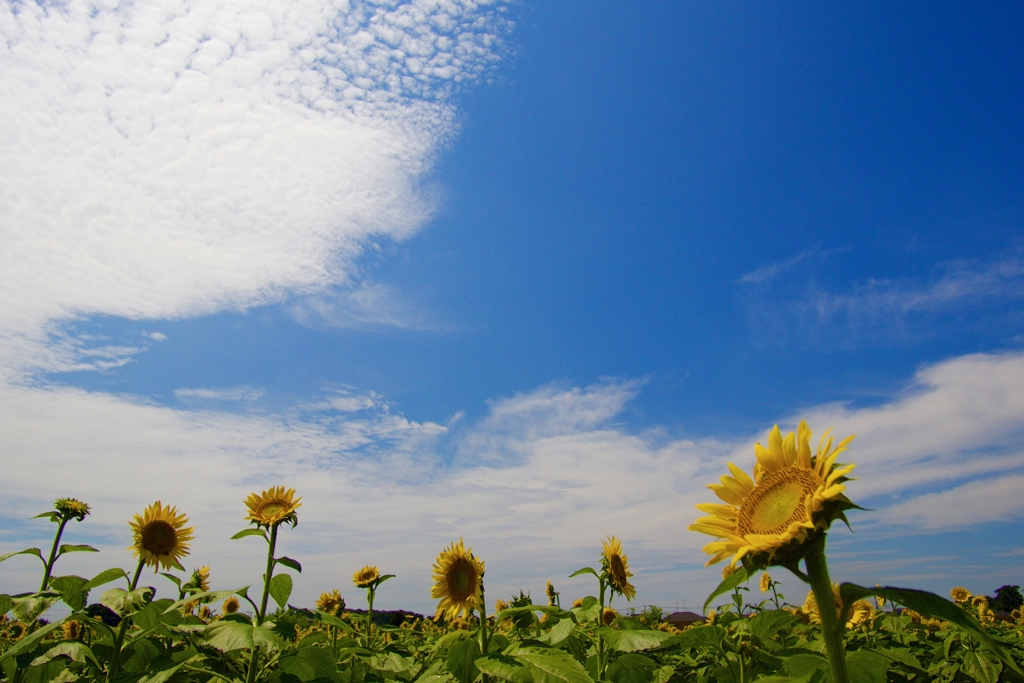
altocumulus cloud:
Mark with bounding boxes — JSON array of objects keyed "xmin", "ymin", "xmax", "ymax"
[{"xmin": 0, "ymin": 0, "xmax": 510, "ymax": 376}]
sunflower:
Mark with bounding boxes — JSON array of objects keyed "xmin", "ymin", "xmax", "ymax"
[
  {"xmin": 316, "ymin": 589, "xmax": 346, "ymax": 615},
  {"xmin": 61, "ymin": 620, "xmax": 81, "ymax": 641},
  {"xmin": 545, "ymin": 581, "xmax": 559, "ymax": 606},
  {"xmin": 244, "ymin": 486, "xmax": 301, "ymax": 528},
  {"xmin": 572, "ymin": 598, "xmax": 583, "ymax": 609},
  {"xmin": 601, "ymin": 536, "xmax": 636, "ymax": 601},
  {"xmin": 353, "ymin": 565, "xmax": 380, "ymax": 588},
  {"xmin": 601, "ymin": 607, "xmax": 618, "ymax": 626},
  {"xmin": 431, "ymin": 538, "xmax": 485, "ymax": 620},
  {"xmin": 494, "ymin": 599, "xmax": 510, "ymax": 614},
  {"xmin": 759, "ymin": 571, "xmax": 772, "ymax": 593},
  {"xmin": 222, "ymin": 596, "xmax": 241, "ymax": 614},
  {"xmin": 721, "ymin": 564, "xmax": 737, "ymax": 581},
  {"xmin": 689, "ymin": 421, "xmax": 856, "ymax": 568},
  {"xmin": 184, "ymin": 566, "xmax": 210, "ymax": 593},
  {"xmin": 129, "ymin": 501, "xmax": 194, "ymax": 571},
  {"xmin": 54, "ymin": 497, "xmax": 91, "ymax": 521},
  {"xmin": 950, "ymin": 586, "xmax": 971, "ymax": 603},
  {"xmin": 802, "ymin": 584, "xmax": 873, "ymax": 629}
]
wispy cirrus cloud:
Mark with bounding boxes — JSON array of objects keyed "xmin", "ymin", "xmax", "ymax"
[{"xmin": 743, "ymin": 252, "xmax": 1024, "ymax": 346}]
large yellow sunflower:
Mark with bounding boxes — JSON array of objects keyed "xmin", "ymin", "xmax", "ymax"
[
  {"xmin": 689, "ymin": 421, "xmax": 856, "ymax": 567},
  {"xmin": 431, "ymin": 538, "xmax": 485, "ymax": 620},
  {"xmin": 129, "ymin": 501, "xmax": 194, "ymax": 571},
  {"xmin": 353, "ymin": 565, "xmax": 380, "ymax": 588},
  {"xmin": 601, "ymin": 536, "xmax": 636, "ymax": 601},
  {"xmin": 802, "ymin": 584, "xmax": 873, "ymax": 629},
  {"xmin": 244, "ymin": 486, "xmax": 301, "ymax": 528}
]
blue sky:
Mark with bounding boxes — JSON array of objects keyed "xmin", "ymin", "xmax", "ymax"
[{"xmin": 1, "ymin": 1, "xmax": 1023, "ymax": 616}]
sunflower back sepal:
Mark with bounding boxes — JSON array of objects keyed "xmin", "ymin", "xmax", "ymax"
[
  {"xmin": 702, "ymin": 565, "xmax": 749, "ymax": 613},
  {"xmin": 837, "ymin": 583, "xmax": 1023, "ymax": 677}
]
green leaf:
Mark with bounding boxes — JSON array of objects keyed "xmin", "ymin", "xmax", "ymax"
[
  {"xmin": 846, "ymin": 650, "xmax": 889, "ymax": 683},
  {"xmin": 781, "ymin": 654, "xmax": 829, "ymax": 680},
  {"xmin": 749, "ymin": 609, "xmax": 798, "ymax": 642},
  {"xmin": 878, "ymin": 648, "xmax": 922, "ymax": 671},
  {"xmin": 371, "ymin": 652, "xmax": 416, "ymax": 673},
  {"xmin": 12, "ymin": 592, "xmax": 60, "ymax": 622},
  {"xmin": 57, "ymin": 544, "xmax": 98, "ymax": 556},
  {"xmin": 703, "ymin": 565, "xmax": 749, "ymax": 612},
  {"xmin": 101, "ymin": 586, "xmax": 153, "ymax": 615},
  {"xmin": 446, "ymin": 638, "xmax": 481, "ymax": 683},
  {"xmin": 20, "ymin": 658, "xmax": 65, "ymax": 683},
  {"xmin": 433, "ymin": 629, "xmax": 473, "ymax": 654},
  {"xmin": 540, "ymin": 617, "xmax": 577, "ymax": 647},
  {"xmin": 159, "ymin": 573, "xmax": 182, "ymax": 589},
  {"xmin": 515, "ymin": 650, "xmax": 593, "ymax": 683},
  {"xmin": 569, "ymin": 565, "xmax": 598, "ymax": 577},
  {"xmin": 839, "ymin": 583, "xmax": 1023, "ymax": 677},
  {"xmin": 961, "ymin": 651, "xmax": 1002, "ymax": 683},
  {"xmin": 30, "ymin": 642, "xmax": 100, "ymax": 668},
  {"xmin": 137, "ymin": 656, "xmax": 205, "ymax": 683},
  {"xmin": 607, "ymin": 654, "xmax": 656, "ymax": 683},
  {"xmin": 280, "ymin": 647, "xmax": 341, "ymax": 682},
  {"xmin": 49, "ymin": 575, "xmax": 89, "ymax": 611},
  {"xmin": 477, "ymin": 654, "xmax": 533, "ymax": 683},
  {"xmin": 232, "ymin": 528, "xmax": 268, "ymax": 540},
  {"xmin": 651, "ymin": 665, "xmax": 674, "ymax": 683},
  {"xmin": 275, "ymin": 555, "xmax": 303, "ymax": 573},
  {"xmin": 204, "ymin": 620, "xmax": 255, "ymax": 652},
  {"xmin": 254, "ymin": 623, "xmax": 287, "ymax": 651},
  {"xmin": 661, "ymin": 626, "xmax": 726, "ymax": 650},
  {"xmin": 270, "ymin": 573, "xmax": 293, "ymax": 609},
  {"xmin": 32, "ymin": 511, "xmax": 61, "ymax": 521},
  {"xmin": 316, "ymin": 610, "xmax": 355, "ymax": 631},
  {"xmin": 0, "ymin": 594, "xmax": 11, "ymax": 616},
  {"xmin": 598, "ymin": 628, "xmax": 671, "ymax": 652},
  {"xmin": 83, "ymin": 567, "xmax": 129, "ymax": 591},
  {"xmin": 0, "ymin": 548, "xmax": 44, "ymax": 565},
  {"xmin": 121, "ymin": 637, "xmax": 162, "ymax": 673}
]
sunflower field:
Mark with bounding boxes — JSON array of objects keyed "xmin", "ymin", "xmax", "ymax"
[{"xmin": 2, "ymin": 423, "xmax": 1023, "ymax": 683}]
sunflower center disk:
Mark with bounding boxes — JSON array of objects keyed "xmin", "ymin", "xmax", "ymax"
[
  {"xmin": 447, "ymin": 559, "xmax": 476, "ymax": 601},
  {"xmin": 141, "ymin": 520, "xmax": 178, "ymax": 555},
  {"xmin": 738, "ymin": 467, "xmax": 821, "ymax": 535},
  {"xmin": 259, "ymin": 502, "xmax": 284, "ymax": 518}
]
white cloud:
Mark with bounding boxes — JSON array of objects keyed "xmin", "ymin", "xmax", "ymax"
[
  {"xmin": 288, "ymin": 282, "xmax": 444, "ymax": 331},
  {"xmin": 3, "ymin": 352, "xmax": 1024, "ymax": 613},
  {"xmin": 174, "ymin": 386, "xmax": 266, "ymax": 401},
  {"xmin": 739, "ymin": 248, "xmax": 819, "ymax": 283},
  {"xmin": 0, "ymin": 0, "xmax": 510, "ymax": 378}
]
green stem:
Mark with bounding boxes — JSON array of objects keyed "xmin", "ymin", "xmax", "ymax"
[
  {"xmin": 596, "ymin": 580, "xmax": 607, "ymax": 682},
  {"xmin": 40, "ymin": 517, "xmax": 70, "ymax": 591},
  {"xmin": 804, "ymin": 536, "xmax": 849, "ymax": 683},
  {"xmin": 366, "ymin": 587, "xmax": 375, "ymax": 648},
  {"xmin": 247, "ymin": 525, "xmax": 279, "ymax": 683},
  {"xmin": 257, "ymin": 525, "xmax": 279, "ymax": 624},
  {"xmin": 105, "ymin": 560, "xmax": 145, "ymax": 683}
]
